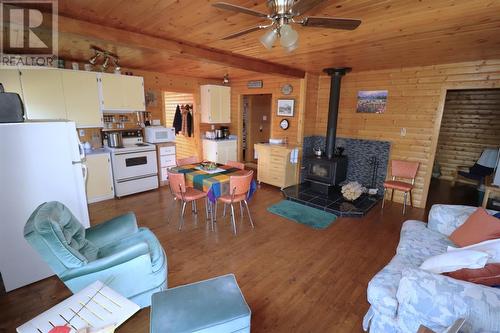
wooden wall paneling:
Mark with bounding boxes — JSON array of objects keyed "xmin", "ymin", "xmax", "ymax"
[
  {"xmin": 313, "ymin": 60, "xmax": 500, "ymax": 208},
  {"xmin": 303, "ymin": 73, "xmax": 320, "ymax": 137},
  {"xmin": 164, "ymin": 92, "xmax": 197, "ymax": 159},
  {"xmin": 435, "ymin": 89, "xmax": 500, "ymax": 182},
  {"xmin": 229, "ymin": 75, "xmax": 305, "ymax": 162}
]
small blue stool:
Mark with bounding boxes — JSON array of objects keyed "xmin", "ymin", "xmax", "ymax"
[{"xmin": 150, "ymin": 274, "xmax": 251, "ymax": 333}]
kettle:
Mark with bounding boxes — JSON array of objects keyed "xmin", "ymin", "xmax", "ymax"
[{"xmin": 313, "ymin": 147, "xmax": 323, "ymax": 157}]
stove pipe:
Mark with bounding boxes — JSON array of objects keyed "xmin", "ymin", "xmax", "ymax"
[{"xmin": 323, "ymin": 67, "xmax": 351, "ymax": 159}]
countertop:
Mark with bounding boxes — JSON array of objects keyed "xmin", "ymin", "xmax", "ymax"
[
  {"xmin": 202, "ymin": 137, "xmax": 237, "ymax": 142},
  {"xmin": 85, "ymin": 148, "xmax": 110, "ymax": 156},
  {"xmin": 254, "ymin": 143, "xmax": 300, "ymax": 150}
]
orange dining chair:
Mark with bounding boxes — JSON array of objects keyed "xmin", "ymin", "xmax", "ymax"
[
  {"xmin": 382, "ymin": 160, "xmax": 420, "ymax": 214},
  {"xmin": 176, "ymin": 156, "xmax": 200, "ymax": 166},
  {"xmin": 217, "ymin": 170, "xmax": 254, "ymax": 235},
  {"xmin": 226, "ymin": 160, "xmax": 245, "ymax": 170},
  {"xmin": 167, "ymin": 170, "xmax": 212, "ymax": 230}
]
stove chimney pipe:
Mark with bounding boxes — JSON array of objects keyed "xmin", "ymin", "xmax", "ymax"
[{"xmin": 323, "ymin": 67, "xmax": 351, "ymax": 159}]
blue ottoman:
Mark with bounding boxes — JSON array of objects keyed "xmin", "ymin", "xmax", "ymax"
[{"xmin": 150, "ymin": 274, "xmax": 251, "ymax": 333}]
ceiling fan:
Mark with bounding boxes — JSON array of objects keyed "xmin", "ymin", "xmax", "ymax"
[{"xmin": 212, "ymin": 0, "xmax": 362, "ymax": 52}]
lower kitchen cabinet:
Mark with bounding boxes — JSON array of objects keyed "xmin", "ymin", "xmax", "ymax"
[
  {"xmin": 254, "ymin": 143, "xmax": 301, "ymax": 189},
  {"xmin": 202, "ymin": 139, "xmax": 237, "ymax": 165},
  {"xmin": 86, "ymin": 152, "xmax": 114, "ymax": 203},
  {"xmin": 156, "ymin": 142, "xmax": 176, "ymax": 186}
]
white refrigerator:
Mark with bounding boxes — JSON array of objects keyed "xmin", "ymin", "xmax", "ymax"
[{"xmin": 0, "ymin": 121, "xmax": 90, "ymax": 292}]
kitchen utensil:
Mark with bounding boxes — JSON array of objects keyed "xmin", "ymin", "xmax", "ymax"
[
  {"xmin": 107, "ymin": 132, "xmax": 123, "ymax": 148},
  {"xmin": 215, "ymin": 129, "xmax": 223, "ymax": 139}
]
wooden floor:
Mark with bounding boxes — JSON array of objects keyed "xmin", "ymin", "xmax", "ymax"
[{"xmin": 0, "ymin": 184, "xmax": 427, "ymax": 333}]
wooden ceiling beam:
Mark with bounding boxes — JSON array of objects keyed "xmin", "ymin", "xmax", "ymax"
[{"xmin": 56, "ymin": 15, "xmax": 305, "ymax": 78}]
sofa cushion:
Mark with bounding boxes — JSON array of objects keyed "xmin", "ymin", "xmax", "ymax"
[
  {"xmin": 449, "ymin": 208, "xmax": 500, "ymax": 246},
  {"xmin": 445, "ymin": 263, "xmax": 500, "ymax": 286},
  {"xmin": 397, "ymin": 220, "xmax": 453, "ymax": 262}
]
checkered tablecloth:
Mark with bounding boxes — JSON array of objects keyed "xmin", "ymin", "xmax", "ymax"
[{"xmin": 171, "ymin": 164, "xmax": 256, "ymax": 203}]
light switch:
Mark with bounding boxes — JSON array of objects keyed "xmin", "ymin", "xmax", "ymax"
[
  {"xmin": 152, "ymin": 119, "xmax": 161, "ymax": 125},
  {"xmin": 78, "ymin": 129, "xmax": 85, "ymax": 137},
  {"xmin": 400, "ymin": 128, "xmax": 407, "ymax": 137},
  {"xmin": 263, "ymin": 115, "xmax": 267, "ymax": 121}
]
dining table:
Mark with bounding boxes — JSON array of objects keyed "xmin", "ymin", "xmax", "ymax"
[{"xmin": 170, "ymin": 162, "xmax": 257, "ymax": 205}]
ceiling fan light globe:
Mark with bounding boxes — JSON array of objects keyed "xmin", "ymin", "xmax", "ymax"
[
  {"xmin": 260, "ymin": 29, "xmax": 278, "ymax": 49},
  {"xmin": 285, "ymin": 40, "xmax": 298, "ymax": 53},
  {"xmin": 279, "ymin": 25, "xmax": 298, "ymax": 48}
]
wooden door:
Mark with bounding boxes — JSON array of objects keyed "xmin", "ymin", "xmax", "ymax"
[
  {"xmin": 246, "ymin": 94, "xmax": 272, "ymax": 162},
  {"xmin": 20, "ymin": 69, "xmax": 66, "ymax": 120},
  {"xmin": 62, "ymin": 71, "xmax": 102, "ymax": 127}
]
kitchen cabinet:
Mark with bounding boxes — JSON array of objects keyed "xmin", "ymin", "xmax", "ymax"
[
  {"xmin": 200, "ymin": 85, "xmax": 231, "ymax": 124},
  {"xmin": 99, "ymin": 73, "xmax": 145, "ymax": 112},
  {"xmin": 0, "ymin": 68, "xmax": 24, "ymax": 100},
  {"xmin": 254, "ymin": 143, "xmax": 300, "ymax": 189},
  {"xmin": 203, "ymin": 139, "xmax": 237, "ymax": 164},
  {"xmin": 20, "ymin": 68, "xmax": 66, "ymax": 120},
  {"xmin": 86, "ymin": 152, "xmax": 114, "ymax": 203},
  {"xmin": 62, "ymin": 70, "xmax": 102, "ymax": 127},
  {"xmin": 156, "ymin": 142, "xmax": 176, "ymax": 186}
]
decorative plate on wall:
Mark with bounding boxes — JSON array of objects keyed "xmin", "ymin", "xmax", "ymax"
[
  {"xmin": 281, "ymin": 84, "xmax": 293, "ymax": 95},
  {"xmin": 280, "ymin": 119, "xmax": 290, "ymax": 130}
]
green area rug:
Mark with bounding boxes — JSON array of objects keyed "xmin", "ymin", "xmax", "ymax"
[{"xmin": 267, "ymin": 200, "xmax": 337, "ymax": 230}]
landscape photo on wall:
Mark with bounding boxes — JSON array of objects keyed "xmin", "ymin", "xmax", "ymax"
[{"xmin": 356, "ymin": 90, "xmax": 388, "ymax": 113}]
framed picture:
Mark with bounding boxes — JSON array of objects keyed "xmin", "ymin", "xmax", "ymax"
[
  {"xmin": 356, "ymin": 90, "xmax": 388, "ymax": 113},
  {"xmin": 277, "ymin": 99, "xmax": 295, "ymax": 117}
]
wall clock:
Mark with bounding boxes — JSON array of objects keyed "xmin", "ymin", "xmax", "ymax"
[
  {"xmin": 280, "ymin": 119, "xmax": 289, "ymax": 130},
  {"xmin": 281, "ymin": 84, "xmax": 293, "ymax": 95}
]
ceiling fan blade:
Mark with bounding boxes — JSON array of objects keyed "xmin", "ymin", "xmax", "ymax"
[
  {"xmin": 222, "ymin": 26, "xmax": 265, "ymax": 40},
  {"xmin": 302, "ymin": 17, "xmax": 362, "ymax": 30},
  {"xmin": 212, "ymin": 2, "xmax": 268, "ymax": 18},
  {"xmin": 290, "ymin": 0, "xmax": 327, "ymax": 16}
]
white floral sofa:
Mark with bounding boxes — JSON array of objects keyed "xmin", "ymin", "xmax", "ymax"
[{"xmin": 363, "ymin": 204, "xmax": 500, "ymax": 333}]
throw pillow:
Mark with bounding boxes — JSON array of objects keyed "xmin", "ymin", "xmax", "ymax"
[
  {"xmin": 445, "ymin": 263, "xmax": 500, "ymax": 286},
  {"xmin": 449, "ymin": 208, "xmax": 500, "ymax": 247},
  {"xmin": 447, "ymin": 238, "xmax": 500, "ymax": 264},
  {"xmin": 494, "ymin": 212, "xmax": 500, "ymax": 219},
  {"xmin": 419, "ymin": 250, "xmax": 489, "ymax": 274}
]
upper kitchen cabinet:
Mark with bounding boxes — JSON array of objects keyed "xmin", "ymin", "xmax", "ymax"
[
  {"xmin": 20, "ymin": 68, "xmax": 66, "ymax": 120},
  {"xmin": 99, "ymin": 73, "xmax": 145, "ymax": 112},
  {"xmin": 0, "ymin": 68, "xmax": 24, "ymax": 100},
  {"xmin": 200, "ymin": 85, "xmax": 231, "ymax": 124},
  {"xmin": 62, "ymin": 71, "xmax": 102, "ymax": 128}
]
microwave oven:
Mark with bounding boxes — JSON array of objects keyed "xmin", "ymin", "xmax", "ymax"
[{"xmin": 144, "ymin": 126, "xmax": 175, "ymax": 143}]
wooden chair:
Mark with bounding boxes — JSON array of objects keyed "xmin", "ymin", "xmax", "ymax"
[
  {"xmin": 382, "ymin": 160, "xmax": 419, "ymax": 214},
  {"xmin": 167, "ymin": 171, "xmax": 212, "ymax": 230},
  {"xmin": 226, "ymin": 160, "xmax": 245, "ymax": 170},
  {"xmin": 176, "ymin": 156, "xmax": 200, "ymax": 166},
  {"xmin": 217, "ymin": 170, "xmax": 254, "ymax": 235}
]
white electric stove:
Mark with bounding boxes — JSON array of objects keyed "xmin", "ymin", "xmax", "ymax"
[{"xmin": 104, "ymin": 130, "xmax": 159, "ymax": 197}]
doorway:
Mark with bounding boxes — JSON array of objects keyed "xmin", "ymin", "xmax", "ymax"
[
  {"xmin": 164, "ymin": 91, "xmax": 196, "ymax": 159},
  {"xmin": 426, "ymin": 88, "xmax": 500, "ymax": 209},
  {"xmin": 242, "ymin": 94, "xmax": 272, "ymax": 165}
]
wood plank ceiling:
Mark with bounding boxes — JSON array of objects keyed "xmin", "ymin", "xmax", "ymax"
[{"xmin": 56, "ymin": 0, "xmax": 500, "ymax": 78}]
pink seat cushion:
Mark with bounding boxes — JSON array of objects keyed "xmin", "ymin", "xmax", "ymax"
[
  {"xmin": 218, "ymin": 194, "xmax": 247, "ymax": 203},
  {"xmin": 175, "ymin": 188, "xmax": 207, "ymax": 201},
  {"xmin": 383, "ymin": 180, "xmax": 413, "ymax": 192}
]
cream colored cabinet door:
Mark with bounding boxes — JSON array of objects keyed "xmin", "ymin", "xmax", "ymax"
[
  {"xmin": 200, "ymin": 85, "xmax": 231, "ymax": 124},
  {"xmin": 86, "ymin": 154, "xmax": 114, "ymax": 203},
  {"xmin": 62, "ymin": 71, "xmax": 102, "ymax": 127},
  {"xmin": 202, "ymin": 139, "xmax": 218, "ymax": 162},
  {"xmin": 99, "ymin": 73, "xmax": 124, "ymax": 110},
  {"xmin": 218, "ymin": 141, "xmax": 237, "ymax": 164},
  {"xmin": 0, "ymin": 68, "xmax": 23, "ymax": 100},
  {"xmin": 218, "ymin": 86, "xmax": 231, "ymax": 123},
  {"xmin": 123, "ymin": 75, "xmax": 145, "ymax": 111},
  {"xmin": 20, "ymin": 69, "xmax": 66, "ymax": 120}
]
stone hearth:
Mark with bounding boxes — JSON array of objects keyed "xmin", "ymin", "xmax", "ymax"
[{"xmin": 282, "ymin": 182, "xmax": 381, "ymax": 217}]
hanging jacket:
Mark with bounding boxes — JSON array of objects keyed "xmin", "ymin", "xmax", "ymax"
[
  {"xmin": 186, "ymin": 109, "xmax": 193, "ymax": 137},
  {"xmin": 173, "ymin": 105, "xmax": 182, "ymax": 134}
]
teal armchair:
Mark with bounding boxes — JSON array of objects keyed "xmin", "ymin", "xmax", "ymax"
[{"xmin": 24, "ymin": 201, "xmax": 167, "ymax": 308}]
